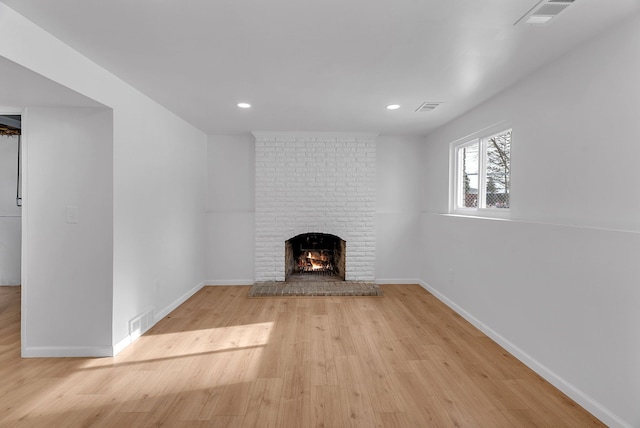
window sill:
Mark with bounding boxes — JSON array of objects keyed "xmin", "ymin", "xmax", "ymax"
[{"xmin": 449, "ymin": 209, "xmax": 510, "ymax": 220}]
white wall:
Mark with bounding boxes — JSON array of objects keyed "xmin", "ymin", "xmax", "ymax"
[
  {"xmin": 376, "ymin": 136, "xmax": 422, "ymax": 283},
  {"xmin": 0, "ymin": 3, "xmax": 208, "ymax": 355},
  {"xmin": 205, "ymin": 134, "xmax": 423, "ymax": 284},
  {"xmin": 112, "ymin": 105, "xmax": 207, "ymax": 350},
  {"xmin": 0, "ymin": 134, "xmax": 21, "ymax": 285},
  {"xmin": 22, "ymin": 107, "xmax": 113, "ymax": 356},
  {"xmin": 420, "ymin": 13, "xmax": 640, "ymax": 428},
  {"xmin": 206, "ymin": 134, "xmax": 255, "ymax": 285}
]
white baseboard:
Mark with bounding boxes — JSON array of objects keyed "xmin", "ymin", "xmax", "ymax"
[
  {"xmin": 112, "ymin": 335, "xmax": 132, "ymax": 356},
  {"xmin": 205, "ymin": 279, "xmax": 254, "ymax": 286},
  {"xmin": 376, "ymin": 278, "xmax": 421, "ymax": 285},
  {"xmin": 112, "ymin": 281, "xmax": 206, "ymax": 356},
  {"xmin": 154, "ymin": 281, "xmax": 206, "ymax": 322},
  {"xmin": 22, "ymin": 346, "xmax": 112, "ymax": 358},
  {"xmin": 417, "ymin": 280, "xmax": 630, "ymax": 428}
]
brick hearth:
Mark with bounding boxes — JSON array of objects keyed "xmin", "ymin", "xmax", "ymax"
[{"xmin": 248, "ymin": 281, "xmax": 382, "ymax": 297}]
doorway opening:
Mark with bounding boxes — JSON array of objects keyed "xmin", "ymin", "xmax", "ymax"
[{"xmin": 0, "ymin": 115, "xmax": 22, "ymax": 287}]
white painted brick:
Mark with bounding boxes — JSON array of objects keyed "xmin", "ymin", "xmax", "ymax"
[{"xmin": 254, "ymin": 133, "xmax": 376, "ymax": 281}]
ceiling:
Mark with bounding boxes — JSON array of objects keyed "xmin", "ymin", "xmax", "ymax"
[
  {"xmin": 1, "ymin": 0, "xmax": 639, "ymax": 136},
  {"xmin": 0, "ymin": 56, "xmax": 104, "ymax": 110}
]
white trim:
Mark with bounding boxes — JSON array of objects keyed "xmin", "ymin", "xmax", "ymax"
[
  {"xmin": 18, "ymin": 108, "xmax": 28, "ymax": 359},
  {"xmin": 205, "ymin": 279, "xmax": 254, "ymax": 286},
  {"xmin": 417, "ymin": 279, "xmax": 631, "ymax": 428},
  {"xmin": 154, "ymin": 281, "xmax": 206, "ymax": 324},
  {"xmin": 112, "ymin": 280, "xmax": 206, "ymax": 356},
  {"xmin": 112, "ymin": 335, "xmax": 132, "ymax": 356},
  {"xmin": 450, "ymin": 207, "xmax": 511, "ymax": 219},
  {"xmin": 376, "ymin": 278, "xmax": 421, "ymax": 285},
  {"xmin": 427, "ymin": 211, "xmax": 640, "ymax": 235},
  {"xmin": 22, "ymin": 346, "xmax": 112, "ymax": 358}
]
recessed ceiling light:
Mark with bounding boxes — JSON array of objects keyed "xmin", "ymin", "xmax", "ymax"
[
  {"xmin": 237, "ymin": 102, "xmax": 251, "ymax": 109},
  {"xmin": 386, "ymin": 104, "xmax": 400, "ymax": 110}
]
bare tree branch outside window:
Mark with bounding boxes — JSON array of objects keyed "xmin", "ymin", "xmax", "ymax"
[{"xmin": 485, "ymin": 130, "xmax": 511, "ymax": 208}]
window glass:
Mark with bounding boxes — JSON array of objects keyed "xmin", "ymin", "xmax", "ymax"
[
  {"xmin": 461, "ymin": 143, "xmax": 478, "ymax": 208},
  {"xmin": 452, "ymin": 128, "xmax": 511, "ymax": 215},
  {"xmin": 484, "ymin": 130, "xmax": 511, "ymax": 209}
]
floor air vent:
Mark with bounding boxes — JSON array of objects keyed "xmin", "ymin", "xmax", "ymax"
[{"xmin": 129, "ymin": 309, "xmax": 154, "ymax": 340}]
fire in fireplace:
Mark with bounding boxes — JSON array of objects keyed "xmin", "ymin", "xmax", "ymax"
[
  {"xmin": 298, "ymin": 250, "xmax": 332, "ymax": 273},
  {"xmin": 285, "ymin": 233, "xmax": 346, "ymax": 281}
]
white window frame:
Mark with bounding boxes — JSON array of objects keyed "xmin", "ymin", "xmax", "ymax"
[{"xmin": 450, "ymin": 125, "xmax": 511, "ymax": 219}]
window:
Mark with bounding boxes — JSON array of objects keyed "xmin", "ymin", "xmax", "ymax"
[{"xmin": 452, "ymin": 128, "xmax": 511, "ymax": 215}]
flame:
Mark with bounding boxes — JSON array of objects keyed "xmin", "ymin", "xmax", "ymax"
[{"xmin": 303, "ymin": 251, "xmax": 329, "ymax": 270}]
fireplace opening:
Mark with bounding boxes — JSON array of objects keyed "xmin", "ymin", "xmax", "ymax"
[{"xmin": 285, "ymin": 233, "xmax": 346, "ymax": 281}]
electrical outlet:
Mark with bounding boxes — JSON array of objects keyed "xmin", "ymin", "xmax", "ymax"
[{"xmin": 66, "ymin": 205, "xmax": 79, "ymax": 224}]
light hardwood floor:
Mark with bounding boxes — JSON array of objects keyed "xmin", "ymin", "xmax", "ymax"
[{"xmin": 0, "ymin": 285, "xmax": 603, "ymax": 427}]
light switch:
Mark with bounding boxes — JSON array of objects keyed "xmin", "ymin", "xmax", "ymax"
[{"xmin": 66, "ymin": 205, "xmax": 79, "ymax": 224}]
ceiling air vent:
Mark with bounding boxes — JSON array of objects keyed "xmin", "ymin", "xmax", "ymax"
[
  {"xmin": 515, "ymin": 0, "xmax": 576, "ymax": 25},
  {"xmin": 415, "ymin": 102, "xmax": 442, "ymax": 113}
]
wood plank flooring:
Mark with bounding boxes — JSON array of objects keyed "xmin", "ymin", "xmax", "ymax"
[{"xmin": 0, "ymin": 285, "xmax": 604, "ymax": 427}]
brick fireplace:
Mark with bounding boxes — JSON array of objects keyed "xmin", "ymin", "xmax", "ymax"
[{"xmin": 253, "ymin": 132, "xmax": 377, "ymax": 282}]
